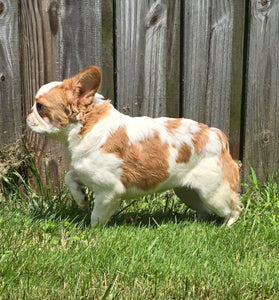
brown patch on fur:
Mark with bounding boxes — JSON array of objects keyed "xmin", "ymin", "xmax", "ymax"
[
  {"xmin": 101, "ymin": 128, "xmax": 170, "ymax": 190},
  {"xmin": 166, "ymin": 118, "xmax": 183, "ymax": 133},
  {"xmin": 193, "ymin": 123, "xmax": 210, "ymax": 154},
  {"xmin": 36, "ymin": 88, "xmax": 72, "ymax": 129},
  {"xmin": 35, "ymin": 79, "xmax": 81, "ymax": 129},
  {"xmin": 219, "ymin": 150, "xmax": 239, "ymax": 192},
  {"xmin": 220, "ymin": 132, "xmax": 229, "ymax": 150},
  {"xmin": 212, "ymin": 128, "xmax": 229, "ymax": 152},
  {"xmin": 73, "ymin": 66, "xmax": 102, "ymax": 106},
  {"xmin": 166, "ymin": 118, "xmax": 192, "ymax": 164},
  {"xmin": 79, "ymin": 101, "xmax": 112, "ymax": 135},
  {"xmin": 176, "ymin": 143, "xmax": 192, "ymax": 164},
  {"xmin": 101, "ymin": 127, "xmax": 129, "ymax": 158}
]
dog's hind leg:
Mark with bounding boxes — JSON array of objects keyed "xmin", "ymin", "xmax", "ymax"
[
  {"xmin": 225, "ymin": 192, "xmax": 242, "ymax": 227},
  {"xmin": 195, "ymin": 181, "xmax": 242, "ymax": 227},
  {"xmin": 174, "ymin": 188, "xmax": 212, "ymax": 218}
]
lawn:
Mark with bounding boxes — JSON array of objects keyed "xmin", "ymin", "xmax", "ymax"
[{"xmin": 0, "ymin": 163, "xmax": 278, "ymax": 299}]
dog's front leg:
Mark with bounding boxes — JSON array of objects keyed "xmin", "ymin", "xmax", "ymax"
[
  {"xmin": 65, "ymin": 170, "xmax": 88, "ymax": 209},
  {"xmin": 91, "ymin": 193, "xmax": 120, "ymax": 227}
]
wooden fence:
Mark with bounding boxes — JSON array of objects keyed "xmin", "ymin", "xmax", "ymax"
[{"xmin": 0, "ymin": 0, "xmax": 278, "ymax": 184}]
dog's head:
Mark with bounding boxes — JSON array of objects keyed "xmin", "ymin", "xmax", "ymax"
[{"xmin": 27, "ymin": 66, "xmax": 102, "ymax": 136}]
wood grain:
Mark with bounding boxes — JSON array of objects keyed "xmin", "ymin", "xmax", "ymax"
[
  {"xmin": 101, "ymin": 0, "xmax": 114, "ymax": 101},
  {"xmin": 181, "ymin": 0, "xmax": 234, "ymax": 135},
  {"xmin": 0, "ymin": 0, "xmax": 21, "ymax": 144},
  {"xmin": 243, "ymin": 0, "xmax": 279, "ymax": 181},
  {"xmin": 59, "ymin": 0, "xmax": 114, "ymax": 100},
  {"xmin": 58, "ymin": 0, "xmax": 102, "ymax": 79},
  {"xmin": 115, "ymin": 0, "xmax": 180, "ymax": 117},
  {"xmin": 19, "ymin": 0, "xmax": 69, "ymax": 185}
]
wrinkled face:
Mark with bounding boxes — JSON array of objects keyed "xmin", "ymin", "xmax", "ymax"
[{"xmin": 26, "ymin": 66, "xmax": 102, "ymax": 137}]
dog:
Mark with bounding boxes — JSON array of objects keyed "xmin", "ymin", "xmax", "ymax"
[{"xmin": 27, "ymin": 66, "xmax": 242, "ymax": 226}]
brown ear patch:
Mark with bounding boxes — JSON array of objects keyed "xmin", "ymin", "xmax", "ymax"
[
  {"xmin": 101, "ymin": 128, "xmax": 170, "ymax": 191},
  {"xmin": 73, "ymin": 66, "xmax": 102, "ymax": 106},
  {"xmin": 33, "ymin": 67, "xmax": 103, "ymax": 130}
]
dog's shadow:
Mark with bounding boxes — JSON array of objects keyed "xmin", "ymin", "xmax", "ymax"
[
  {"xmin": 31, "ymin": 206, "xmax": 223, "ymax": 229},
  {"xmin": 109, "ymin": 209, "xmax": 224, "ymax": 228},
  {"xmin": 30, "ymin": 193, "xmax": 224, "ymax": 228}
]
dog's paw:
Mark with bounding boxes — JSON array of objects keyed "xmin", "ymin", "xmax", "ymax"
[
  {"xmin": 73, "ymin": 191, "xmax": 89, "ymax": 210},
  {"xmin": 78, "ymin": 194, "xmax": 89, "ymax": 210},
  {"xmin": 70, "ymin": 187, "xmax": 89, "ymax": 210}
]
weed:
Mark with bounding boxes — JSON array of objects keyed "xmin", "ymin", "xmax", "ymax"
[{"xmin": 242, "ymin": 168, "xmax": 279, "ymax": 228}]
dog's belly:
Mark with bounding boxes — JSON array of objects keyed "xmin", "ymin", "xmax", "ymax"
[
  {"xmin": 121, "ymin": 175, "xmax": 180, "ymax": 200},
  {"xmin": 71, "ymin": 151, "xmax": 200, "ymax": 200},
  {"xmin": 72, "ymin": 158, "xmax": 181, "ymax": 200},
  {"xmin": 75, "ymin": 167, "xmax": 176, "ymax": 200}
]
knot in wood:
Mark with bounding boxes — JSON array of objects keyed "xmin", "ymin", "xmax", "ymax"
[
  {"xmin": 48, "ymin": 1, "xmax": 58, "ymax": 35},
  {"xmin": 256, "ymin": 0, "xmax": 271, "ymax": 13},
  {"xmin": 0, "ymin": 74, "xmax": 5, "ymax": 82},
  {"xmin": 150, "ymin": 15, "xmax": 158, "ymax": 26},
  {"xmin": 261, "ymin": 0, "xmax": 269, "ymax": 6},
  {"xmin": 146, "ymin": 3, "xmax": 165, "ymax": 28},
  {"xmin": 0, "ymin": 2, "xmax": 4, "ymax": 15},
  {"xmin": 261, "ymin": 130, "xmax": 271, "ymax": 145}
]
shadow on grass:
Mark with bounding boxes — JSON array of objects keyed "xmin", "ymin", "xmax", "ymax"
[
  {"xmin": 26, "ymin": 201, "xmax": 91, "ymax": 228},
  {"xmin": 109, "ymin": 209, "xmax": 224, "ymax": 228},
  {"xmin": 29, "ymin": 201, "xmax": 224, "ymax": 229}
]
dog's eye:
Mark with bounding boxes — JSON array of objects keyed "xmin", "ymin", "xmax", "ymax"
[{"xmin": 36, "ymin": 102, "xmax": 45, "ymax": 111}]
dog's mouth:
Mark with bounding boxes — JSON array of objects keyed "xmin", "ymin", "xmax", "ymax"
[{"xmin": 26, "ymin": 104, "xmax": 52, "ymax": 134}]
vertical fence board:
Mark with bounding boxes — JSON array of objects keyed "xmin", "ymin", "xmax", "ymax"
[
  {"xmin": 101, "ymin": 0, "xmax": 114, "ymax": 101},
  {"xmin": 243, "ymin": 0, "xmax": 279, "ymax": 181},
  {"xmin": 166, "ymin": 0, "xmax": 181, "ymax": 117},
  {"xmin": 116, "ymin": 0, "xmax": 180, "ymax": 117},
  {"xmin": 58, "ymin": 0, "xmax": 102, "ymax": 79},
  {"xmin": 59, "ymin": 0, "xmax": 114, "ymax": 99},
  {"xmin": 0, "ymin": 0, "xmax": 21, "ymax": 144},
  {"xmin": 19, "ymin": 0, "xmax": 68, "ymax": 184},
  {"xmin": 181, "ymin": 0, "xmax": 234, "ymax": 135}
]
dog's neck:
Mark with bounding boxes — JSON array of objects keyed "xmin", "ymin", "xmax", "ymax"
[{"xmin": 59, "ymin": 95, "xmax": 125, "ymax": 162}]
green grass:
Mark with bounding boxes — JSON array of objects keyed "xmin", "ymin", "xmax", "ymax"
[{"xmin": 0, "ymin": 160, "xmax": 279, "ymax": 299}]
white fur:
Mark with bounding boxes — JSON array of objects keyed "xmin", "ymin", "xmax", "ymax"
[
  {"xmin": 27, "ymin": 84, "xmax": 242, "ymax": 227},
  {"xmin": 36, "ymin": 81, "xmax": 62, "ymax": 98},
  {"xmin": 26, "ymin": 102, "xmax": 60, "ymax": 135},
  {"xmin": 27, "ymin": 81, "xmax": 63, "ymax": 135}
]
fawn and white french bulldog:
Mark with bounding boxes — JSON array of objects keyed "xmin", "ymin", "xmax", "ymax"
[{"xmin": 27, "ymin": 66, "xmax": 241, "ymax": 226}]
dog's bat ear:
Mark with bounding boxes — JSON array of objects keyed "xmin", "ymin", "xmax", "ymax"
[{"xmin": 73, "ymin": 66, "xmax": 102, "ymax": 106}]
